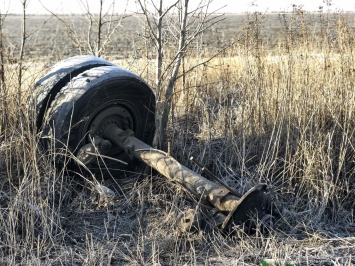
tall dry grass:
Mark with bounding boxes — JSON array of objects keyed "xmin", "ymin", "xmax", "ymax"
[
  {"xmin": 167, "ymin": 11, "xmax": 355, "ymax": 226},
  {"xmin": 0, "ymin": 9, "xmax": 354, "ymax": 265}
]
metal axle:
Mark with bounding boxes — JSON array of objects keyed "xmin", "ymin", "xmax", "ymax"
[{"xmin": 77, "ymin": 124, "xmax": 272, "ymax": 232}]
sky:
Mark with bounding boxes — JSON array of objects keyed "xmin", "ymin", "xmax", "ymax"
[{"xmin": 1, "ymin": 0, "xmax": 355, "ymax": 15}]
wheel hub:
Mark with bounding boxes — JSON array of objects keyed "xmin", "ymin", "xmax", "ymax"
[
  {"xmin": 81, "ymin": 100, "xmax": 137, "ymax": 165},
  {"xmin": 86, "ymin": 101, "xmax": 134, "ymax": 141}
]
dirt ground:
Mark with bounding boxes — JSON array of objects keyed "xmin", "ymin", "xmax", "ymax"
[{"xmin": 1, "ymin": 12, "xmax": 355, "ymax": 265}]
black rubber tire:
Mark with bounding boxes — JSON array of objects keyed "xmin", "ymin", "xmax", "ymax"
[
  {"xmin": 41, "ymin": 65, "xmax": 155, "ymax": 174},
  {"xmin": 32, "ymin": 55, "xmax": 115, "ymax": 131}
]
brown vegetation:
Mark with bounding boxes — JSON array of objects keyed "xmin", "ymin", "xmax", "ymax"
[{"xmin": 0, "ymin": 8, "xmax": 354, "ymax": 265}]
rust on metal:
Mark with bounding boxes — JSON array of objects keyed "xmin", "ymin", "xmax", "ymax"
[
  {"xmin": 103, "ymin": 124, "xmax": 241, "ymax": 212},
  {"xmin": 76, "ymin": 135, "xmax": 112, "ymax": 165},
  {"xmin": 77, "ymin": 123, "xmax": 273, "ymax": 232}
]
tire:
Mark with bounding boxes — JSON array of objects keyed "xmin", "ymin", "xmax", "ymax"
[
  {"xmin": 32, "ymin": 55, "xmax": 115, "ymax": 131},
  {"xmin": 41, "ymin": 65, "xmax": 155, "ymax": 174}
]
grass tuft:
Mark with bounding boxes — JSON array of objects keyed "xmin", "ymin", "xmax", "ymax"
[{"xmin": 0, "ymin": 10, "xmax": 354, "ymax": 265}]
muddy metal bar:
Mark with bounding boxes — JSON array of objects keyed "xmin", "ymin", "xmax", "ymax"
[
  {"xmin": 105, "ymin": 123, "xmax": 271, "ymax": 216},
  {"xmin": 103, "ymin": 123, "xmax": 240, "ymax": 212},
  {"xmin": 77, "ymin": 123, "xmax": 272, "ymax": 230}
]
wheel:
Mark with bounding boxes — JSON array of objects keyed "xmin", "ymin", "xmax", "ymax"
[
  {"xmin": 40, "ymin": 64, "xmax": 155, "ymax": 175},
  {"xmin": 32, "ymin": 55, "xmax": 115, "ymax": 131}
]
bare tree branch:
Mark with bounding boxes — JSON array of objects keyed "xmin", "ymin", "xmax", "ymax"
[
  {"xmin": 153, "ymin": 0, "xmax": 189, "ymax": 149},
  {"xmin": 40, "ymin": 0, "xmax": 126, "ymax": 57},
  {"xmin": 137, "ymin": 0, "xmax": 227, "ymax": 150},
  {"xmin": 176, "ymin": 43, "xmax": 233, "ymax": 79},
  {"xmin": 18, "ymin": 0, "xmax": 29, "ymax": 99},
  {"xmin": 136, "ymin": 0, "xmax": 159, "ymax": 42},
  {"xmin": 0, "ymin": 5, "xmax": 8, "ymax": 95}
]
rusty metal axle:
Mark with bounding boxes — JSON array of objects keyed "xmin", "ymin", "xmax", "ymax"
[{"xmin": 77, "ymin": 124, "xmax": 272, "ymax": 232}]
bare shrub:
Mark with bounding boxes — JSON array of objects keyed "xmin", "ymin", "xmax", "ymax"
[{"xmin": 0, "ymin": 4, "xmax": 354, "ymax": 265}]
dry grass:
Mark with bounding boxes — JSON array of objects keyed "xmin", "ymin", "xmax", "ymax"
[{"xmin": 0, "ymin": 10, "xmax": 354, "ymax": 265}]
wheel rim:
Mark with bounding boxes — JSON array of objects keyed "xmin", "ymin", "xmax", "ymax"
[{"xmin": 82, "ymin": 99, "xmax": 139, "ymax": 161}]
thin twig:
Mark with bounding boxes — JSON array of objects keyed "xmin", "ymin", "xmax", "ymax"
[
  {"xmin": 190, "ymin": 156, "xmax": 242, "ymax": 198},
  {"xmin": 84, "ymin": 151, "xmax": 128, "ymax": 165}
]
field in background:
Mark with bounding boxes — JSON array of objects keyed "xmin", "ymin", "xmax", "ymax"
[
  {"xmin": 0, "ymin": 11, "xmax": 354, "ymax": 265},
  {"xmin": 5, "ymin": 12, "xmax": 355, "ymax": 60}
]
